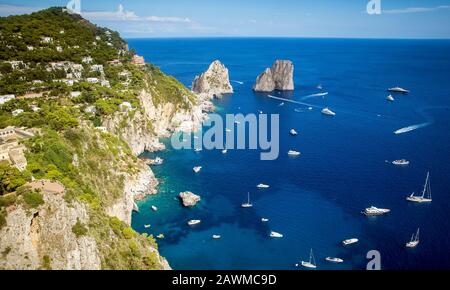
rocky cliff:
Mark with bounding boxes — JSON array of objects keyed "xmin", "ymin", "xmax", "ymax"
[
  {"xmin": 253, "ymin": 60, "xmax": 294, "ymax": 92},
  {"xmin": 192, "ymin": 60, "xmax": 233, "ymax": 98}
]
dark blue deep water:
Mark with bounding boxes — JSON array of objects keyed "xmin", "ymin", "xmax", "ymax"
[{"xmin": 129, "ymin": 38, "xmax": 450, "ymax": 270}]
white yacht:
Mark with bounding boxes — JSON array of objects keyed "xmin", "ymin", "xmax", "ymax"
[
  {"xmin": 407, "ymin": 172, "xmax": 432, "ymax": 203},
  {"xmin": 212, "ymin": 235, "xmax": 221, "ymax": 239},
  {"xmin": 261, "ymin": 218, "xmax": 269, "ymax": 222},
  {"xmin": 188, "ymin": 219, "xmax": 201, "ymax": 226},
  {"xmin": 299, "ymin": 249, "xmax": 317, "ymax": 269},
  {"xmin": 257, "ymin": 183, "xmax": 270, "ymax": 189},
  {"xmin": 151, "ymin": 205, "xmax": 158, "ymax": 211},
  {"xmin": 406, "ymin": 228, "xmax": 420, "ymax": 248},
  {"xmin": 290, "ymin": 129, "xmax": 298, "ymax": 136},
  {"xmin": 388, "ymin": 87, "xmax": 410, "ymax": 94},
  {"xmin": 386, "ymin": 95, "xmax": 395, "ymax": 102},
  {"xmin": 269, "ymin": 231, "xmax": 283, "ymax": 238},
  {"xmin": 193, "ymin": 166, "xmax": 202, "ymax": 173},
  {"xmin": 222, "ymin": 149, "xmax": 228, "ymax": 154},
  {"xmin": 393, "ymin": 159, "xmax": 410, "ymax": 166},
  {"xmin": 241, "ymin": 192, "xmax": 253, "ymax": 208},
  {"xmin": 147, "ymin": 157, "xmax": 163, "ymax": 165},
  {"xmin": 321, "ymin": 107, "xmax": 336, "ymax": 116},
  {"xmin": 144, "ymin": 224, "xmax": 151, "ymax": 229},
  {"xmin": 288, "ymin": 150, "xmax": 301, "ymax": 156},
  {"xmin": 156, "ymin": 234, "xmax": 165, "ymax": 239},
  {"xmin": 342, "ymin": 238, "xmax": 359, "ymax": 246},
  {"xmin": 325, "ymin": 257, "xmax": 344, "ymax": 263},
  {"xmin": 279, "ymin": 102, "xmax": 285, "ymax": 106},
  {"xmin": 362, "ymin": 206, "xmax": 391, "ymax": 216}
]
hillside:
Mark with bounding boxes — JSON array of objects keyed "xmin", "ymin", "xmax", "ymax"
[{"xmin": 0, "ymin": 7, "xmax": 204, "ymax": 270}]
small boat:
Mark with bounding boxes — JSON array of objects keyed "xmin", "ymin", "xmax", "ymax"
[
  {"xmin": 279, "ymin": 102, "xmax": 285, "ymax": 106},
  {"xmin": 386, "ymin": 95, "xmax": 395, "ymax": 102},
  {"xmin": 188, "ymin": 219, "xmax": 201, "ymax": 226},
  {"xmin": 222, "ymin": 149, "xmax": 227, "ymax": 154},
  {"xmin": 259, "ymin": 110, "xmax": 263, "ymax": 114},
  {"xmin": 269, "ymin": 231, "xmax": 283, "ymax": 238},
  {"xmin": 194, "ymin": 148, "xmax": 202, "ymax": 152},
  {"xmin": 241, "ymin": 192, "xmax": 253, "ymax": 208},
  {"xmin": 212, "ymin": 235, "xmax": 221, "ymax": 239},
  {"xmin": 288, "ymin": 150, "xmax": 301, "ymax": 156},
  {"xmin": 342, "ymin": 238, "xmax": 359, "ymax": 246},
  {"xmin": 290, "ymin": 129, "xmax": 298, "ymax": 136},
  {"xmin": 257, "ymin": 183, "xmax": 270, "ymax": 189},
  {"xmin": 308, "ymin": 107, "xmax": 313, "ymax": 110},
  {"xmin": 392, "ymin": 159, "xmax": 410, "ymax": 166},
  {"xmin": 325, "ymin": 257, "xmax": 344, "ymax": 263},
  {"xmin": 193, "ymin": 166, "xmax": 202, "ymax": 173},
  {"xmin": 144, "ymin": 224, "xmax": 151, "ymax": 228},
  {"xmin": 362, "ymin": 206, "xmax": 391, "ymax": 216},
  {"xmin": 406, "ymin": 228, "xmax": 420, "ymax": 248},
  {"xmin": 299, "ymin": 249, "xmax": 317, "ymax": 269},
  {"xmin": 321, "ymin": 107, "xmax": 336, "ymax": 116},
  {"xmin": 388, "ymin": 87, "xmax": 409, "ymax": 94},
  {"xmin": 407, "ymin": 172, "xmax": 432, "ymax": 203},
  {"xmin": 317, "ymin": 84, "xmax": 323, "ymax": 90},
  {"xmin": 151, "ymin": 205, "xmax": 158, "ymax": 211},
  {"xmin": 261, "ymin": 218, "xmax": 269, "ymax": 222},
  {"xmin": 146, "ymin": 157, "xmax": 163, "ymax": 165},
  {"xmin": 294, "ymin": 108, "xmax": 303, "ymax": 113},
  {"xmin": 156, "ymin": 234, "xmax": 165, "ymax": 239}
]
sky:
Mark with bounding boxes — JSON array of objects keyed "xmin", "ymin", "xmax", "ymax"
[{"xmin": 1, "ymin": 0, "xmax": 450, "ymax": 38}]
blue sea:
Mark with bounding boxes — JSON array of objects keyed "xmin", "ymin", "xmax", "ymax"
[{"xmin": 128, "ymin": 38, "xmax": 450, "ymax": 270}]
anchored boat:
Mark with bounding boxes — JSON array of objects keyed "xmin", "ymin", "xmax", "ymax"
[
  {"xmin": 241, "ymin": 192, "xmax": 253, "ymax": 208},
  {"xmin": 362, "ymin": 206, "xmax": 391, "ymax": 216},
  {"xmin": 406, "ymin": 228, "xmax": 420, "ymax": 248},
  {"xmin": 407, "ymin": 172, "xmax": 432, "ymax": 203},
  {"xmin": 299, "ymin": 249, "xmax": 317, "ymax": 269}
]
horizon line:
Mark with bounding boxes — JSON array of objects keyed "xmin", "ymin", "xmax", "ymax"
[{"xmin": 124, "ymin": 36, "xmax": 450, "ymax": 41}]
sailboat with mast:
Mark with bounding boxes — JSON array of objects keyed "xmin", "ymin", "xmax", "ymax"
[
  {"xmin": 407, "ymin": 172, "xmax": 432, "ymax": 203},
  {"xmin": 241, "ymin": 192, "xmax": 253, "ymax": 208},
  {"xmin": 298, "ymin": 248, "xmax": 317, "ymax": 269},
  {"xmin": 406, "ymin": 228, "xmax": 420, "ymax": 248}
]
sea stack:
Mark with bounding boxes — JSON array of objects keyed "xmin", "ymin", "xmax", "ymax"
[
  {"xmin": 253, "ymin": 60, "xmax": 294, "ymax": 92},
  {"xmin": 192, "ymin": 60, "xmax": 233, "ymax": 97},
  {"xmin": 179, "ymin": 191, "xmax": 201, "ymax": 207}
]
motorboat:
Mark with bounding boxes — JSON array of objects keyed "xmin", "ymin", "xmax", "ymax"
[
  {"xmin": 325, "ymin": 257, "xmax": 344, "ymax": 263},
  {"xmin": 362, "ymin": 206, "xmax": 391, "ymax": 216},
  {"xmin": 257, "ymin": 183, "xmax": 270, "ymax": 189},
  {"xmin": 193, "ymin": 166, "xmax": 202, "ymax": 173},
  {"xmin": 212, "ymin": 235, "xmax": 221, "ymax": 239},
  {"xmin": 321, "ymin": 107, "xmax": 336, "ymax": 116},
  {"xmin": 288, "ymin": 150, "xmax": 301, "ymax": 156},
  {"xmin": 386, "ymin": 95, "xmax": 395, "ymax": 102},
  {"xmin": 290, "ymin": 129, "xmax": 298, "ymax": 136},
  {"xmin": 388, "ymin": 87, "xmax": 409, "ymax": 94},
  {"xmin": 151, "ymin": 205, "xmax": 158, "ymax": 211},
  {"xmin": 392, "ymin": 159, "xmax": 410, "ymax": 166},
  {"xmin": 342, "ymin": 238, "xmax": 359, "ymax": 245},
  {"xmin": 188, "ymin": 219, "xmax": 201, "ymax": 226},
  {"xmin": 144, "ymin": 224, "xmax": 151, "ymax": 228},
  {"xmin": 261, "ymin": 218, "xmax": 269, "ymax": 222},
  {"xmin": 269, "ymin": 231, "xmax": 283, "ymax": 238}
]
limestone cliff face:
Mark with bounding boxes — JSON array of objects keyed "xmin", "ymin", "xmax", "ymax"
[
  {"xmin": 0, "ymin": 193, "xmax": 101, "ymax": 270},
  {"xmin": 253, "ymin": 60, "xmax": 294, "ymax": 92},
  {"xmin": 192, "ymin": 60, "xmax": 233, "ymax": 97}
]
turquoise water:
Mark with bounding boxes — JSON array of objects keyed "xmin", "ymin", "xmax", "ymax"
[{"xmin": 129, "ymin": 38, "xmax": 450, "ymax": 270}]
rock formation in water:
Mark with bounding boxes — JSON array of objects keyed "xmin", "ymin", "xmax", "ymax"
[
  {"xmin": 192, "ymin": 60, "xmax": 233, "ymax": 98},
  {"xmin": 253, "ymin": 60, "xmax": 294, "ymax": 92},
  {"xmin": 179, "ymin": 191, "xmax": 201, "ymax": 207}
]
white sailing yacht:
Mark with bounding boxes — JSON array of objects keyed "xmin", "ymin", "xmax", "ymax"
[
  {"xmin": 406, "ymin": 228, "xmax": 420, "ymax": 248},
  {"xmin": 299, "ymin": 249, "xmax": 317, "ymax": 269},
  {"xmin": 241, "ymin": 192, "xmax": 253, "ymax": 208},
  {"xmin": 407, "ymin": 172, "xmax": 432, "ymax": 203}
]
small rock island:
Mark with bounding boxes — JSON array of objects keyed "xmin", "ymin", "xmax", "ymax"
[
  {"xmin": 253, "ymin": 60, "xmax": 294, "ymax": 92},
  {"xmin": 192, "ymin": 60, "xmax": 233, "ymax": 97},
  {"xmin": 179, "ymin": 191, "xmax": 201, "ymax": 207}
]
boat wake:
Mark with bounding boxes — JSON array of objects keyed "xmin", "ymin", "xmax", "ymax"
[
  {"xmin": 231, "ymin": 80, "xmax": 244, "ymax": 85},
  {"xmin": 267, "ymin": 95, "xmax": 322, "ymax": 109},
  {"xmin": 301, "ymin": 92, "xmax": 329, "ymax": 100},
  {"xmin": 394, "ymin": 122, "xmax": 431, "ymax": 135}
]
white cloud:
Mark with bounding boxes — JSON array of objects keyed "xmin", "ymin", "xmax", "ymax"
[
  {"xmin": 0, "ymin": 4, "xmax": 41, "ymax": 16},
  {"xmin": 82, "ymin": 4, "xmax": 192, "ymax": 23},
  {"xmin": 384, "ymin": 5, "xmax": 450, "ymax": 14}
]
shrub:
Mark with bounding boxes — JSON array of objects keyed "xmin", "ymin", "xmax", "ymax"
[
  {"xmin": 22, "ymin": 190, "xmax": 44, "ymax": 208},
  {"xmin": 72, "ymin": 219, "xmax": 88, "ymax": 237}
]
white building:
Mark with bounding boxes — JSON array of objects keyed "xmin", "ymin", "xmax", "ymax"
[
  {"xmin": 41, "ymin": 36, "xmax": 53, "ymax": 44},
  {"xmin": 101, "ymin": 80, "xmax": 110, "ymax": 88},
  {"xmin": 119, "ymin": 102, "xmax": 132, "ymax": 112},
  {"xmin": 95, "ymin": 126, "xmax": 108, "ymax": 133},
  {"xmin": 84, "ymin": 105, "xmax": 97, "ymax": 114},
  {"xmin": 82, "ymin": 56, "xmax": 93, "ymax": 64},
  {"xmin": 27, "ymin": 45, "xmax": 34, "ymax": 51},
  {"xmin": 0, "ymin": 94, "xmax": 15, "ymax": 105},
  {"xmin": 12, "ymin": 109, "xmax": 24, "ymax": 117},
  {"xmin": 56, "ymin": 46, "xmax": 63, "ymax": 52},
  {"xmin": 90, "ymin": 64, "xmax": 104, "ymax": 73},
  {"xmin": 70, "ymin": 91, "xmax": 81, "ymax": 98},
  {"xmin": 87, "ymin": 77, "xmax": 99, "ymax": 84}
]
